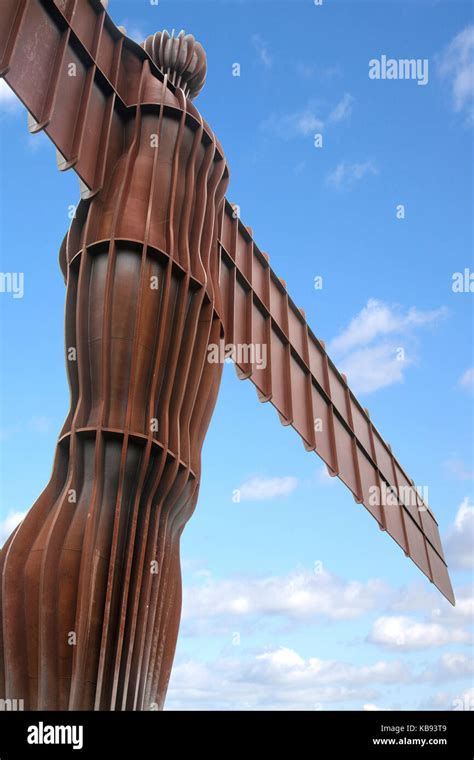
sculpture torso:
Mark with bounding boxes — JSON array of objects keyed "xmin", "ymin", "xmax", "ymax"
[
  {"xmin": 0, "ymin": 60, "xmax": 230, "ymax": 711},
  {"xmin": 59, "ymin": 66, "xmax": 229, "ymax": 467}
]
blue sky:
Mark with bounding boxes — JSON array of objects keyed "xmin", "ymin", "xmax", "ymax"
[{"xmin": 0, "ymin": 0, "xmax": 473, "ymax": 710}]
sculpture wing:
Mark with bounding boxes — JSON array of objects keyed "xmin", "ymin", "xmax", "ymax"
[
  {"xmin": 218, "ymin": 199, "xmax": 455, "ymax": 605},
  {"xmin": 0, "ymin": 0, "xmax": 161, "ymax": 196},
  {"xmin": 0, "ymin": 1, "xmax": 455, "ymax": 606}
]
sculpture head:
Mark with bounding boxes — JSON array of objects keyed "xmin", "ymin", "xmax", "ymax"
[{"xmin": 142, "ymin": 30, "xmax": 207, "ymax": 100}]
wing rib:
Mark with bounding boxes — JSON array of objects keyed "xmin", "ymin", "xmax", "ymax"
[
  {"xmin": 0, "ymin": 0, "xmax": 166, "ymax": 194},
  {"xmin": 218, "ymin": 199, "xmax": 455, "ymax": 605}
]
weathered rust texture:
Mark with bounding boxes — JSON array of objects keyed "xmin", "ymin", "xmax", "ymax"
[
  {"xmin": 218, "ymin": 201, "xmax": 454, "ymax": 606},
  {"xmin": 0, "ymin": 0, "xmax": 454, "ymax": 713}
]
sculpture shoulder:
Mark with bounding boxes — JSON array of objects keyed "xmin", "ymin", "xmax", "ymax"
[{"xmin": 141, "ymin": 70, "xmax": 227, "ymax": 164}]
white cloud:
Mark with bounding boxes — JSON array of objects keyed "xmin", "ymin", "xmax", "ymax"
[
  {"xmin": 327, "ymin": 299, "xmax": 448, "ymax": 394},
  {"xmin": 261, "ymin": 104, "xmax": 323, "ymax": 138},
  {"xmin": 388, "ymin": 582, "xmax": 439, "ymax": 615},
  {"xmin": 315, "ymin": 465, "xmax": 337, "ymax": 485},
  {"xmin": 448, "ymin": 586, "xmax": 474, "ymax": 621},
  {"xmin": 459, "ymin": 367, "xmax": 474, "ymax": 393},
  {"xmin": 168, "ymin": 644, "xmax": 473, "ymax": 710},
  {"xmin": 451, "ymin": 686, "xmax": 474, "ymax": 711},
  {"xmin": 181, "ymin": 563, "xmax": 470, "ymax": 637},
  {"xmin": 334, "ymin": 343, "xmax": 411, "ymax": 394},
  {"xmin": 389, "ymin": 581, "xmax": 473, "ymax": 625},
  {"xmin": 171, "ymin": 565, "xmax": 473, "ymax": 708},
  {"xmin": 329, "ymin": 300, "xmax": 447, "ymax": 355},
  {"xmin": 422, "ymin": 686, "xmax": 474, "ymax": 711},
  {"xmin": 167, "ymin": 647, "xmax": 408, "ymax": 710},
  {"xmin": 238, "ymin": 475, "xmax": 298, "ymax": 501},
  {"xmin": 330, "ymin": 300, "xmax": 396, "ymax": 353},
  {"xmin": 260, "ymin": 94, "xmax": 353, "ymax": 139},
  {"xmin": 167, "ymin": 632, "xmax": 474, "ymax": 709},
  {"xmin": 0, "ymin": 79, "xmax": 16, "ymax": 103},
  {"xmin": 0, "ymin": 511, "xmax": 25, "ymax": 546},
  {"xmin": 369, "ymin": 615, "xmax": 473, "ymax": 650},
  {"xmin": 0, "ymin": 79, "xmax": 21, "ymax": 114},
  {"xmin": 438, "ymin": 25, "xmax": 474, "ymax": 125},
  {"xmin": 326, "ymin": 160, "xmax": 378, "ymax": 190},
  {"xmin": 443, "ymin": 497, "xmax": 474, "ymax": 569},
  {"xmin": 182, "ymin": 568, "xmax": 387, "ymax": 627},
  {"xmin": 252, "ymin": 34, "xmax": 272, "ymax": 70},
  {"xmin": 295, "ymin": 110, "xmax": 324, "ymax": 136},
  {"xmin": 328, "ymin": 93, "xmax": 354, "ymax": 124},
  {"xmin": 254, "ymin": 648, "xmax": 408, "ymax": 686},
  {"xmin": 420, "ymin": 652, "xmax": 474, "ymax": 683},
  {"xmin": 387, "ymin": 583, "xmax": 473, "ymax": 667}
]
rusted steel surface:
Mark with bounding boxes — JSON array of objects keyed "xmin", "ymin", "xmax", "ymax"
[
  {"xmin": 218, "ymin": 200, "xmax": 454, "ymax": 606},
  {"xmin": 0, "ymin": 0, "xmax": 454, "ymax": 714},
  {"xmin": 0, "ymin": 0, "xmax": 170, "ymax": 195},
  {"xmin": 0, "ymin": 3, "xmax": 229, "ymax": 710}
]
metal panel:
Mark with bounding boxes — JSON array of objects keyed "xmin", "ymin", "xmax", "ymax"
[
  {"xmin": 0, "ymin": 0, "xmax": 168, "ymax": 194},
  {"xmin": 218, "ymin": 199, "xmax": 454, "ymax": 605}
]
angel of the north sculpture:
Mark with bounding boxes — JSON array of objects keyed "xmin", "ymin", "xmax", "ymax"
[{"xmin": 0, "ymin": 0, "xmax": 454, "ymax": 712}]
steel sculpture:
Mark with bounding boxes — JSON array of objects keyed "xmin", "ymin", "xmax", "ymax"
[{"xmin": 0, "ymin": 0, "xmax": 455, "ymax": 711}]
